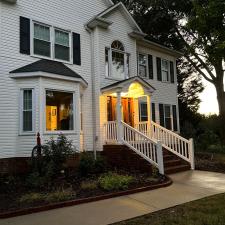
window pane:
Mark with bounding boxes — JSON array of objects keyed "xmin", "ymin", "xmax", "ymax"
[
  {"xmin": 139, "ymin": 65, "xmax": 147, "ymax": 77},
  {"xmin": 139, "ymin": 102, "xmax": 148, "ymax": 122},
  {"xmin": 112, "ymin": 50, "xmax": 125, "ymax": 78},
  {"xmin": 164, "ymin": 105, "xmax": 172, "ymax": 130},
  {"xmin": 23, "ymin": 90, "xmax": 32, "ymax": 132},
  {"xmin": 46, "ymin": 90, "xmax": 74, "ymax": 131},
  {"xmin": 162, "ymin": 60, "xmax": 168, "ymax": 71},
  {"xmin": 55, "ymin": 30, "xmax": 69, "ymax": 47},
  {"xmin": 55, "ymin": 44, "xmax": 70, "ymax": 61},
  {"xmin": 34, "ymin": 39, "xmax": 51, "ymax": 57},
  {"xmin": 139, "ymin": 54, "xmax": 147, "ymax": 65},
  {"xmin": 111, "ymin": 41, "xmax": 124, "ymax": 51},
  {"xmin": 162, "ymin": 71, "xmax": 169, "ymax": 82},
  {"xmin": 34, "ymin": 24, "xmax": 50, "ymax": 41},
  {"xmin": 105, "ymin": 49, "xmax": 109, "ymax": 77}
]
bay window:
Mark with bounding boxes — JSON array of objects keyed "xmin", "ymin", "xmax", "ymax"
[
  {"xmin": 46, "ymin": 90, "xmax": 74, "ymax": 131},
  {"xmin": 33, "ymin": 22, "xmax": 71, "ymax": 62},
  {"xmin": 105, "ymin": 41, "xmax": 129, "ymax": 79}
]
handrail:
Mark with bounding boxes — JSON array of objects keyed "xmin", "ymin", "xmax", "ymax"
[
  {"xmin": 121, "ymin": 121, "xmax": 164, "ymax": 174},
  {"xmin": 103, "ymin": 121, "xmax": 117, "ymax": 143}
]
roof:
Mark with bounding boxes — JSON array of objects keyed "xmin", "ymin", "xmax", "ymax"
[
  {"xmin": 137, "ymin": 39, "xmax": 183, "ymax": 58},
  {"xmin": 86, "ymin": 2, "xmax": 144, "ymax": 34},
  {"xmin": 101, "ymin": 76, "xmax": 156, "ymax": 93},
  {"xmin": 104, "ymin": 0, "xmax": 114, "ymax": 7},
  {"xmin": 10, "ymin": 59, "xmax": 88, "ymax": 86}
]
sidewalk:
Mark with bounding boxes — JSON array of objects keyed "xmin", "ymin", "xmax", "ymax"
[{"xmin": 1, "ymin": 170, "xmax": 225, "ymax": 225}]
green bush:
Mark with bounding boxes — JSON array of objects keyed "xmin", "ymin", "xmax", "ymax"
[
  {"xmin": 78, "ymin": 153, "xmax": 106, "ymax": 176},
  {"xmin": 45, "ymin": 190, "xmax": 74, "ymax": 203},
  {"xmin": 98, "ymin": 172, "xmax": 133, "ymax": 191},
  {"xmin": 80, "ymin": 181, "xmax": 98, "ymax": 190},
  {"xmin": 26, "ymin": 172, "xmax": 47, "ymax": 189},
  {"xmin": 19, "ymin": 193, "xmax": 45, "ymax": 204}
]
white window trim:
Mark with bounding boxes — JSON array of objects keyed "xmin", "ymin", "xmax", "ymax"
[
  {"xmin": 161, "ymin": 59, "xmax": 170, "ymax": 83},
  {"xmin": 105, "ymin": 46, "xmax": 130, "ymax": 80},
  {"xmin": 19, "ymin": 88, "xmax": 36, "ymax": 135},
  {"xmin": 138, "ymin": 52, "xmax": 149, "ymax": 79},
  {"xmin": 43, "ymin": 89, "xmax": 77, "ymax": 135},
  {"xmin": 31, "ymin": 20, "xmax": 73, "ymax": 64}
]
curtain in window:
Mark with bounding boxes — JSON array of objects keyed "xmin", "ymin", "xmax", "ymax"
[
  {"xmin": 55, "ymin": 30, "xmax": 69, "ymax": 46},
  {"xmin": 55, "ymin": 30, "xmax": 70, "ymax": 61},
  {"xmin": 34, "ymin": 24, "xmax": 50, "ymax": 41}
]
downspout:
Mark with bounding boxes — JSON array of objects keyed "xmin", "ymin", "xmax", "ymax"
[{"xmin": 85, "ymin": 25, "xmax": 97, "ymax": 160}]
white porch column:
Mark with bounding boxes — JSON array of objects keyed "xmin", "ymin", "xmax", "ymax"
[
  {"xmin": 116, "ymin": 91, "xmax": 123, "ymax": 143},
  {"xmin": 147, "ymin": 95, "xmax": 151, "ymax": 137}
]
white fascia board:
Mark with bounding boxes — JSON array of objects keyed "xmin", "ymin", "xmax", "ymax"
[{"xmin": 10, "ymin": 72, "xmax": 88, "ymax": 88}]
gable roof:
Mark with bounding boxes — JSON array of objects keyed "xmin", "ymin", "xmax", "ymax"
[
  {"xmin": 104, "ymin": 0, "xmax": 114, "ymax": 7},
  {"xmin": 101, "ymin": 76, "xmax": 156, "ymax": 94},
  {"xmin": 10, "ymin": 59, "xmax": 88, "ymax": 86}
]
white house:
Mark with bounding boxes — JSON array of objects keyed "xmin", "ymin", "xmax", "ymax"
[{"xmin": 0, "ymin": 0, "xmax": 194, "ymax": 174}]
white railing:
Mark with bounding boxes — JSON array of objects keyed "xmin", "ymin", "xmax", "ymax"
[
  {"xmin": 122, "ymin": 121, "xmax": 164, "ymax": 175},
  {"xmin": 135, "ymin": 121, "xmax": 195, "ymax": 169},
  {"xmin": 103, "ymin": 121, "xmax": 117, "ymax": 143}
]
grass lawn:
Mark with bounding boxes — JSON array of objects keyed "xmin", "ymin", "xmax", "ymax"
[{"xmin": 112, "ymin": 193, "xmax": 225, "ymax": 225}]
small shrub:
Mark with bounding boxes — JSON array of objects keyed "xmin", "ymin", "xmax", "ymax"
[
  {"xmin": 78, "ymin": 153, "xmax": 106, "ymax": 176},
  {"xmin": 19, "ymin": 193, "xmax": 45, "ymax": 204},
  {"xmin": 98, "ymin": 172, "xmax": 133, "ymax": 191},
  {"xmin": 45, "ymin": 190, "xmax": 75, "ymax": 203},
  {"xmin": 26, "ymin": 172, "xmax": 47, "ymax": 189},
  {"xmin": 80, "ymin": 181, "xmax": 98, "ymax": 190},
  {"xmin": 152, "ymin": 166, "xmax": 159, "ymax": 178}
]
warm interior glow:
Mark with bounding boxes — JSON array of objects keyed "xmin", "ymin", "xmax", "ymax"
[{"xmin": 109, "ymin": 82, "xmax": 145, "ymax": 98}]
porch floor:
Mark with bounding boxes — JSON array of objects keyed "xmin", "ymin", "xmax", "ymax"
[{"xmin": 2, "ymin": 171, "xmax": 225, "ymax": 225}]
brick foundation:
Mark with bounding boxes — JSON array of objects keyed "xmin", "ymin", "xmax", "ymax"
[{"xmin": 103, "ymin": 145, "xmax": 153, "ymax": 174}]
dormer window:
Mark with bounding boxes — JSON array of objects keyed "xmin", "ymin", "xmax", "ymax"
[{"xmin": 105, "ymin": 41, "xmax": 129, "ymax": 80}]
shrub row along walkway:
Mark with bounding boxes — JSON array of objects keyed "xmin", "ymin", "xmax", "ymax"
[{"xmin": 1, "ymin": 170, "xmax": 225, "ymax": 225}]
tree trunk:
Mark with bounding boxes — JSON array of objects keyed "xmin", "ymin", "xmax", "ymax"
[{"xmin": 214, "ymin": 70, "xmax": 225, "ymax": 144}]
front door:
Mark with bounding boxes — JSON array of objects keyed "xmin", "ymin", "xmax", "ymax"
[{"xmin": 107, "ymin": 96, "xmax": 134, "ymax": 127}]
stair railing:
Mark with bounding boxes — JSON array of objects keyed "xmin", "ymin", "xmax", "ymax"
[
  {"xmin": 103, "ymin": 121, "xmax": 117, "ymax": 144},
  {"xmin": 121, "ymin": 121, "xmax": 164, "ymax": 175},
  {"xmin": 136, "ymin": 121, "xmax": 195, "ymax": 169}
]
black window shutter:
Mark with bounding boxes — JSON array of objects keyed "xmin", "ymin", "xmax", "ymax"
[
  {"xmin": 151, "ymin": 103, "xmax": 156, "ymax": 122},
  {"xmin": 20, "ymin": 17, "xmax": 30, "ymax": 55},
  {"xmin": 157, "ymin": 57, "xmax": 162, "ymax": 81},
  {"xmin": 73, "ymin": 33, "xmax": 81, "ymax": 65},
  {"xmin": 172, "ymin": 105, "xmax": 178, "ymax": 131},
  {"xmin": 159, "ymin": 104, "xmax": 165, "ymax": 127},
  {"xmin": 148, "ymin": 55, "xmax": 153, "ymax": 79},
  {"xmin": 170, "ymin": 61, "xmax": 175, "ymax": 83}
]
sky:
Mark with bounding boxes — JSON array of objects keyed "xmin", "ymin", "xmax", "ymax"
[{"xmin": 198, "ymin": 79, "xmax": 219, "ymax": 115}]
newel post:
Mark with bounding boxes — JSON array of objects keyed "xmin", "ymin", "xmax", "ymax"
[
  {"xmin": 116, "ymin": 91, "xmax": 123, "ymax": 143},
  {"xmin": 157, "ymin": 140, "xmax": 164, "ymax": 175},
  {"xmin": 189, "ymin": 138, "xmax": 195, "ymax": 170}
]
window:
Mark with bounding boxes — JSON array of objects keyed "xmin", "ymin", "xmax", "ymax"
[
  {"xmin": 21, "ymin": 89, "xmax": 34, "ymax": 132},
  {"xmin": 139, "ymin": 102, "xmax": 148, "ymax": 122},
  {"xmin": 161, "ymin": 59, "xmax": 170, "ymax": 82},
  {"xmin": 46, "ymin": 90, "xmax": 74, "ymax": 131},
  {"xmin": 138, "ymin": 54, "xmax": 148, "ymax": 78},
  {"xmin": 54, "ymin": 29, "xmax": 70, "ymax": 61},
  {"xmin": 105, "ymin": 41, "xmax": 129, "ymax": 79},
  {"xmin": 164, "ymin": 105, "xmax": 172, "ymax": 130},
  {"xmin": 33, "ymin": 23, "xmax": 51, "ymax": 57},
  {"xmin": 33, "ymin": 22, "xmax": 71, "ymax": 62}
]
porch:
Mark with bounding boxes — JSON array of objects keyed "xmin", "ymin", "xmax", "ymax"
[{"xmin": 100, "ymin": 77, "xmax": 195, "ymax": 175}]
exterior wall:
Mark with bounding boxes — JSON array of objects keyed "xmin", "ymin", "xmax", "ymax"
[
  {"xmin": 137, "ymin": 45, "xmax": 180, "ymax": 131},
  {"xmin": 0, "ymin": 0, "xmax": 109, "ymax": 158}
]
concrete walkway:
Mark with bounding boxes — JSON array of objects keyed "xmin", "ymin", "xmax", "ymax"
[{"xmin": 2, "ymin": 170, "xmax": 225, "ymax": 225}]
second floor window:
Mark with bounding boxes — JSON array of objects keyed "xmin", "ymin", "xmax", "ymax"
[
  {"xmin": 162, "ymin": 59, "xmax": 170, "ymax": 82},
  {"xmin": 33, "ymin": 22, "xmax": 71, "ymax": 63},
  {"xmin": 105, "ymin": 41, "xmax": 129, "ymax": 79},
  {"xmin": 138, "ymin": 54, "xmax": 148, "ymax": 78}
]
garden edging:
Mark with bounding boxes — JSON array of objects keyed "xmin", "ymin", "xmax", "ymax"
[{"xmin": 0, "ymin": 176, "xmax": 172, "ymax": 219}]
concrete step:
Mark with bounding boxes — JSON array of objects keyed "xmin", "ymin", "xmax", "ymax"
[
  {"xmin": 165, "ymin": 164, "xmax": 190, "ymax": 174},
  {"xmin": 164, "ymin": 159, "xmax": 182, "ymax": 167}
]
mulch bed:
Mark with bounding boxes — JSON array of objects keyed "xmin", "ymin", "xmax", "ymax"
[
  {"xmin": 0, "ymin": 171, "xmax": 171, "ymax": 218},
  {"xmin": 195, "ymin": 152, "xmax": 225, "ymax": 173}
]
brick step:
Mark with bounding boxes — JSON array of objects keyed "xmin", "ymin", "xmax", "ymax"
[
  {"xmin": 165, "ymin": 164, "xmax": 190, "ymax": 174},
  {"xmin": 164, "ymin": 159, "xmax": 182, "ymax": 167}
]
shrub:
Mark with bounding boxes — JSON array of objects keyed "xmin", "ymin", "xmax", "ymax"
[
  {"xmin": 152, "ymin": 166, "xmax": 159, "ymax": 178},
  {"xmin": 98, "ymin": 172, "xmax": 133, "ymax": 191},
  {"xmin": 78, "ymin": 153, "xmax": 106, "ymax": 176},
  {"xmin": 19, "ymin": 193, "xmax": 45, "ymax": 204},
  {"xmin": 80, "ymin": 181, "xmax": 98, "ymax": 190},
  {"xmin": 45, "ymin": 190, "xmax": 75, "ymax": 203},
  {"xmin": 26, "ymin": 172, "xmax": 47, "ymax": 189}
]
